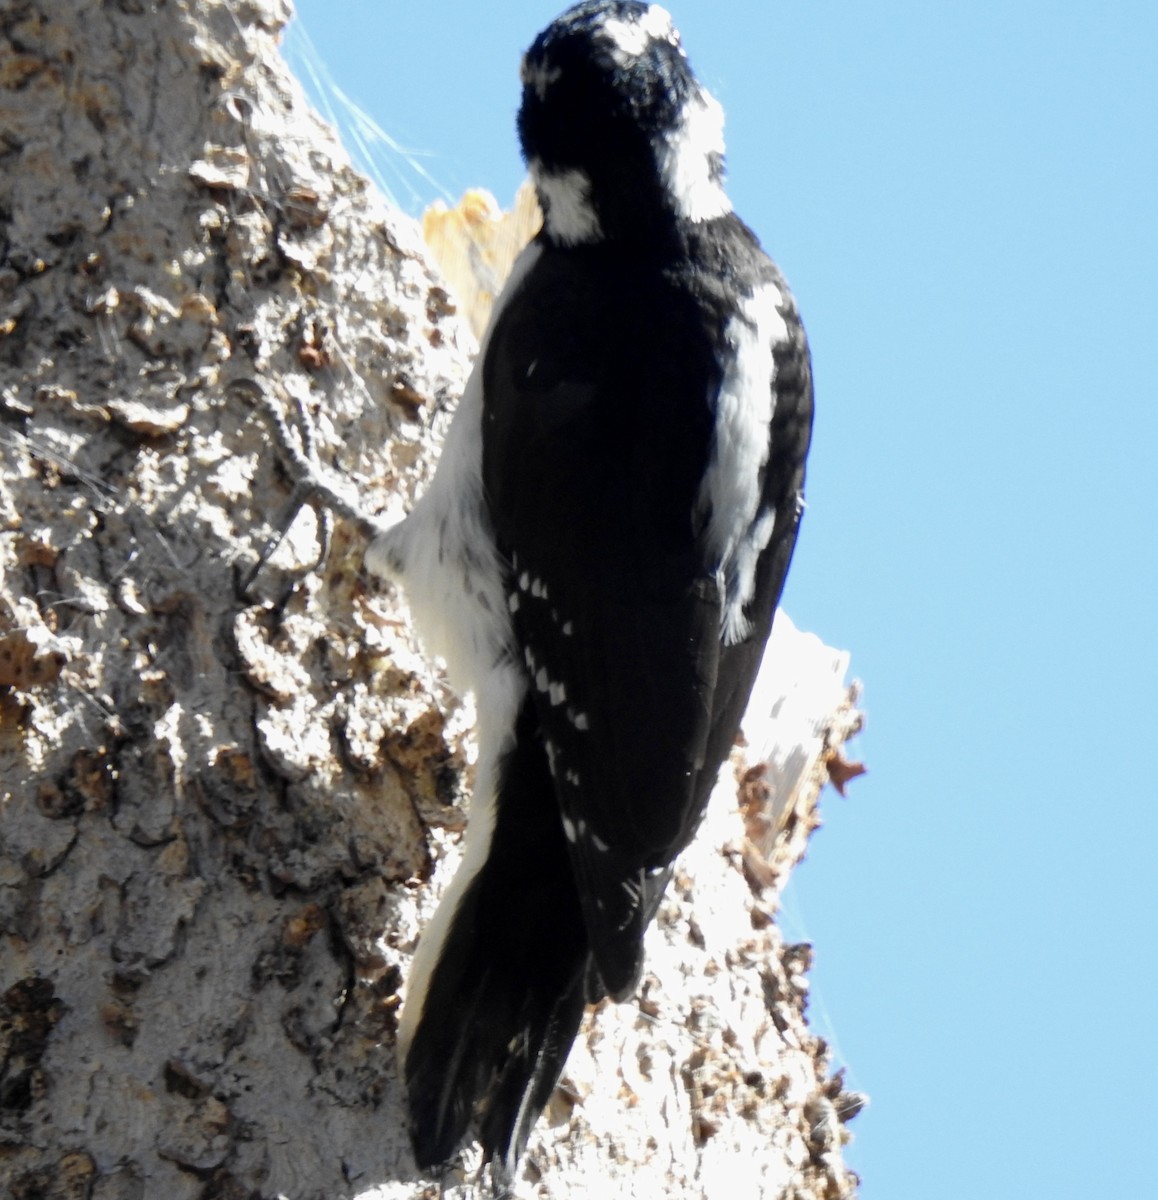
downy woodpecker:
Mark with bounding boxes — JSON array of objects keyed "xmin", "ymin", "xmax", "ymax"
[{"xmin": 367, "ymin": 0, "xmax": 813, "ymax": 1182}]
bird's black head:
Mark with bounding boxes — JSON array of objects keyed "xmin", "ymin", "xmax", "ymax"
[{"xmin": 518, "ymin": 1, "xmax": 730, "ymax": 245}]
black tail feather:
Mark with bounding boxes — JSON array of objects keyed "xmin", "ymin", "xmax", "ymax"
[
  {"xmin": 481, "ymin": 971, "xmax": 588, "ymax": 1191},
  {"xmin": 403, "ymin": 697, "xmax": 594, "ymax": 1174}
]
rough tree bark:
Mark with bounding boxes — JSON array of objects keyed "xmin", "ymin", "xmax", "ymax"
[{"xmin": 0, "ymin": 3, "xmax": 864, "ymax": 1198}]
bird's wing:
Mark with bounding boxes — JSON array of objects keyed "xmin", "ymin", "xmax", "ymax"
[
  {"xmin": 508, "ymin": 553, "xmax": 725, "ymax": 1000},
  {"xmin": 481, "ymin": 239, "xmax": 787, "ymax": 998}
]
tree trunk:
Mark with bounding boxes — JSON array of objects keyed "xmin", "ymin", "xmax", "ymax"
[{"xmin": 0, "ymin": 3, "xmax": 864, "ymax": 1198}]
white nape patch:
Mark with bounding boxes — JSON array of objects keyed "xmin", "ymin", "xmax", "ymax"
[
  {"xmin": 531, "ymin": 162, "xmax": 602, "ymax": 246},
  {"xmin": 657, "ymin": 87, "xmax": 731, "ymax": 223},
  {"xmin": 698, "ymin": 282, "xmax": 790, "ymax": 644},
  {"xmin": 602, "ymin": 4, "xmax": 677, "ymax": 65},
  {"xmin": 374, "ymin": 245, "xmax": 545, "ymax": 1066}
]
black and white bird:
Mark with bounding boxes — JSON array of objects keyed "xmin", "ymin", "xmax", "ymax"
[{"xmin": 367, "ymin": 0, "xmax": 813, "ymax": 1185}]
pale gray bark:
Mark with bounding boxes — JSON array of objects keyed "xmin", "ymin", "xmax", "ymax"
[{"xmin": 0, "ymin": 3, "xmax": 864, "ymax": 1198}]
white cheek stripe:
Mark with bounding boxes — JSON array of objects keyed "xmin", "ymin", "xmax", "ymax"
[
  {"xmin": 531, "ymin": 162, "xmax": 602, "ymax": 246},
  {"xmin": 699, "ymin": 281, "xmax": 789, "ymax": 644},
  {"xmin": 657, "ymin": 87, "xmax": 731, "ymax": 224}
]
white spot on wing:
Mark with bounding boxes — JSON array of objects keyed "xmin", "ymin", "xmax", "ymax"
[
  {"xmin": 573, "ymin": 711, "xmax": 590, "ymax": 731},
  {"xmin": 536, "ymin": 667, "xmax": 550, "ymax": 693},
  {"xmin": 507, "ymin": 592, "xmax": 520, "ymax": 614},
  {"xmin": 562, "ymin": 814, "xmax": 577, "ymax": 842},
  {"xmin": 549, "ymin": 681, "xmax": 567, "ymax": 706}
]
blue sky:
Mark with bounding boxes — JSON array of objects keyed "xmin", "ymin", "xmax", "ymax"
[{"xmin": 288, "ymin": 3, "xmax": 1158, "ymax": 1194}]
